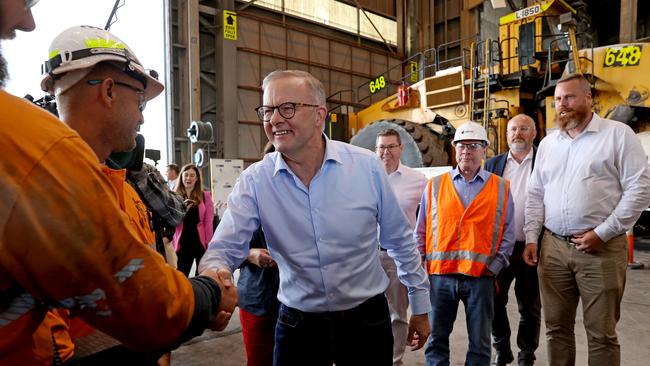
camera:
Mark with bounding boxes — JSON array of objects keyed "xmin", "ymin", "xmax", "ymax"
[{"xmin": 24, "ymin": 94, "xmax": 59, "ymax": 117}]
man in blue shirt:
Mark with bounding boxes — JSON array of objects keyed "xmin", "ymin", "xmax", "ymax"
[{"xmin": 200, "ymin": 70, "xmax": 430, "ymax": 365}]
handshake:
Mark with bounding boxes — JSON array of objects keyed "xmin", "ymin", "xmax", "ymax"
[{"xmin": 200, "ymin": 268, "xmax": 238, "ymax": 331}]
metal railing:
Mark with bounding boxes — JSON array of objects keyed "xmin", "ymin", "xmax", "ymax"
[
  {"xmin": 355, "ymin": 52, "xmax": 426, "ymax": 106},
  {"xmin": 436, "ymin": 36, "xmax": 478, "ymax": 71},
  {"xmin": 349, "ymin": 38, "xmax": 479, "ymax": 107},
  {"xmin": 541, "ymin": 33, "xmax": 594, "ymax": 92}
]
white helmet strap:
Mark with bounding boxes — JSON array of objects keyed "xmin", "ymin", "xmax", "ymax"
[
  {"xmin": 42, "ymin": 47, "xmax": 136, "ymax": 76},
  {"xmin": 42, "ymin": 48, "xmax": 149, "ymax": 89}
]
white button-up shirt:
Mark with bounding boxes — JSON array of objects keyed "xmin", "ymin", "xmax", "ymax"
[
  {"xmin": 503, "ymin": 149, "xmax": 533, "ymax": 242},
  {"xmin": 386, "ymin": 163, "xmax": 427, "ymax": 230},
  {"xmin": 524, "ymin": 113, "xmax": 650, "ymax": 243}
]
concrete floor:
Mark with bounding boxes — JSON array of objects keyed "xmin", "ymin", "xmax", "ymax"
[{"xmin": 172, "ymin": 250, "xmax": 650, "ymax": 365}]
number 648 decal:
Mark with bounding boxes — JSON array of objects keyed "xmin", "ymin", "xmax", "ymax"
[{"xmin": 604, "ymin": 45, "xmax": 642, "ymax": 67}]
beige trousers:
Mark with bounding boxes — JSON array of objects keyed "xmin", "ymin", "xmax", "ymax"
[
  {"xmin": 380, "ymin": 251, "xmax": 409, "ymax": 366},
  {"xmin": 539, "ymin": 230, "xmax": 627, "ymax": 366}
]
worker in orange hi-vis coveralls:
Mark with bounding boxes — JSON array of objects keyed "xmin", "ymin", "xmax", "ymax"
[
  {"xmin": 0, "ymin": 2, "xmax": 237, "ymax": 365},
  {"xmin": 40, "ymin": 24, "xmax": 188, "ymax": 365}
]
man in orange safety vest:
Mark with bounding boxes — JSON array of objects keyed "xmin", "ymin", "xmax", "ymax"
[{"xmin": 415, "ymin": 121, "xmax": 515, "ymax": 365}]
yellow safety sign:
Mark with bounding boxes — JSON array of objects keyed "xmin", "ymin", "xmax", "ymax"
[
  {"xmin": 410, "ymin": 61, "xmax": 418, "ymax": 83},
  {"xmin": 224, "ymin": 10, "xmax": 237, "ymax": 41}
]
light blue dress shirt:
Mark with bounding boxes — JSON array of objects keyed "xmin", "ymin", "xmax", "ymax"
[
  {"xmin": 200, "ymin": 136, "xmax": 431, "ymax": 314},
  {"xmin": 415, "ymin": 167, "xmax": 515, "ymax": 274}
]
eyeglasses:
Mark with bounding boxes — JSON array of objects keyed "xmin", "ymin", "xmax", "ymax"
[
  {"xmin": 376, "ymin": 144, "xmax": 400, "ymax": 152},
  {"xmin": 255, "ymin": 102, "xmax": 320, "ymax": 122},
  {"xmin": 455, "ymin": 142, "xmax": 485, "ymax": 151},
  {"xmin": 88, "ymin": 79, "xmax": 147, "ymax": 112},
  {"xmin": 25, "ymin": 0, "xmax": 40, "ymax": 9},
  {"xmin": 507, "ymin": 126, "xmax": 532, "ymax": 133}
]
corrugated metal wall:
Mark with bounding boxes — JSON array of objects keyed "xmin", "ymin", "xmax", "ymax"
[
  {"xmin": 338, "ymin": 0, "xmax": 397, "ymax": 18},
  {"xmin": 235, "ymin": 12, "xmax": 403, "ymax": 161},
  {"xmin": 166, "ymin": 0, "xmax": 485, "ymax": 166},
  {"xmin": 167, "ymin": 0, "xmax": 403, "ymax": 166}
]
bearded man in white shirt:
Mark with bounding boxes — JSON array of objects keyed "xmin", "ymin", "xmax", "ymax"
[
  {"xmin": 375, "ymin": 128, "xmax": 427, "ymax": 366},
  {"xmin": 523, "ymin": 73, "xmax": 650, "ymax": 366}
]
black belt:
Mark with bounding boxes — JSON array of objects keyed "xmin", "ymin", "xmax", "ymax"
[
  {"xmin": 379, "ymin": 246, "xmax": 387, "ymax": 251},
  {"xmin": 285, "ymin": 293, "xmax": 386, "ymax": 320},
  {"xmin": 547, "ymin": 229, "xmax": 575, "ymax": 245}
]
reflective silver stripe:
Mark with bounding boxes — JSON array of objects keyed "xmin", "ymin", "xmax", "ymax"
[
  {"xmin": 114, "ymin": 258, "xmax": 144, "ymax": 283},
  {"xmin": 0, "ymin": 293, "xmax": 35, "ymax": 327},
  {"xmin": 59, "ymin": 288, "xmax": 108, "ymax": 314},
  {"xmin": 430, "ymin": 175, "xmax": 443, "ymax": 252},
  {"xmin": 490, "ymin": 177, "xmax": 508, "ymax": 256},
  {"xmin": 426, "ymin": 250, "xmax": 492, "ymax": 264}
]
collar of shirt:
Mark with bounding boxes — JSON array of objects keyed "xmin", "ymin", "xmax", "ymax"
[
  {"xmin": 506, "ymin": 147, "xmax": 534, "ymax": 165},
  {"xmin": 272, "ymin": 133, "xmax": 343, "ymax": 177},
  {"xmin": 451, "ymin": 166, "xmax": 489, "ymax": 183},
  {"xmin": 558, "ymin": 113, "xmax": 601, "ymax": 140},
  {"xmin": 389, "ymin": 162, "xmax": 406, "ymax": 177}
]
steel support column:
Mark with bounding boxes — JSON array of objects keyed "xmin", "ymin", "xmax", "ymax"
[
  {"xmin": 217, "ymin": 0, "xmax": 239, "ymax": 158},
  {"xmin": 620, "ymin": 0, "xmax": 637, "ymax": 43}
]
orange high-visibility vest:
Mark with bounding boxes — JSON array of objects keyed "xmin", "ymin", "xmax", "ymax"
[{"xmin": 425, "ymin": 172, "xmax": 509, "ymax": 277}]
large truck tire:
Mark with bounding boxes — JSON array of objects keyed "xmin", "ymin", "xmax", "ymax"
[{"xmin": 350, "ymin": 119, "xmax": 451, "ymax": 167}]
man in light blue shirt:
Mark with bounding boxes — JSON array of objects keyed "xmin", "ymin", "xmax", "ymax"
[{"xmin": 199, "ymin": 70, "xmax": 430, "ymax": 365}]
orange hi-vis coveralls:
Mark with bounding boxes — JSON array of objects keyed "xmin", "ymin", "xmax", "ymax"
[
  {"xmin": 424, "ymin": 173, "xmax": 510, "ymax": 276},
  {"xmin": 0, "ymin": 91, "xmax": 208, "ymax": 364},
  {"xmin": 69, "ymin": 167, "xmax": 160, "ymax": 356},
  {"xmin": 24, "ymin": 167, "xmax": 160, "ymax": 365}
]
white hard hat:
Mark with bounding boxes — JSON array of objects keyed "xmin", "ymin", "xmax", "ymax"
[
  {"xmin": 40, "ymin": 25, "xmax": 163, "ymax": 100},
  {"xmin": 453, "ymin": 121, "xmax": 489, "ymax": 146}
]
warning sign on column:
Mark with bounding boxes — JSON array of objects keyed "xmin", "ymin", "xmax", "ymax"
[
  {"xmin": 409, "ymin": 61, "xmax": 418, "ymax": 83},
  {"xmin": 223, "ymin": 10, "xmax": 237, "ymax": 41}
]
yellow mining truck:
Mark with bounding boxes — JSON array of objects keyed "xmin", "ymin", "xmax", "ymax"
[{"xmin": 345, "ymin": 0, "xmax": 650, "ymax": 167}]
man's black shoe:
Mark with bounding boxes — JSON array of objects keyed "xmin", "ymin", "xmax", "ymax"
[{"xmin": 492, "ymin": 352, "xmax": 515, "ymax": 366}]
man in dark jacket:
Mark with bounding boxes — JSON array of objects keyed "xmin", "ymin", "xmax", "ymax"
[{"xmin": 484, "ymin": 114, "xmax": 541, "ymax": 366}]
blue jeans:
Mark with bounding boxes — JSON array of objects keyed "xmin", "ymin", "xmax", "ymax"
[
  {"xmin": 425, "ymin": 275, "xmax": 494, "ymax": 366},
  {"xmin": 273, "ymin": 294, "xmax": 393, "ymax": 366}
]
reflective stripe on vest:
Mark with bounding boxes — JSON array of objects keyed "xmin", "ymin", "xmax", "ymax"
[{"xmin": 424, "ymin": 172, "xmax": 509, "ymax": 276}]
